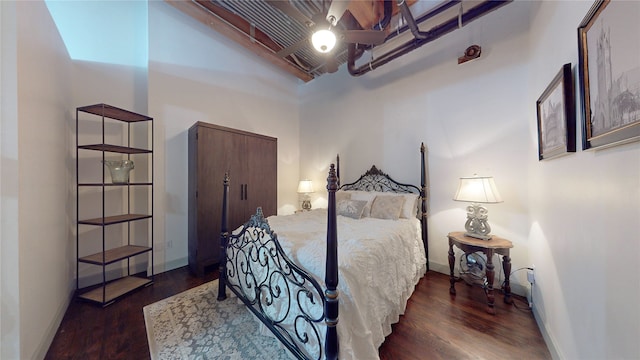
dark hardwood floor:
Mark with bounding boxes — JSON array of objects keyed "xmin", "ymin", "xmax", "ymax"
[
  {"xmin": 46, "ymin": 267, "xmax": 550, "ymax": 359},
  {"xmin": 379, "ymin": 272, "xmax": 550, "ymax": 360}
]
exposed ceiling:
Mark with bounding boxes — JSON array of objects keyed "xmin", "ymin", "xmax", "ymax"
[{"xmin": 166, "ymin": 0, "xmax": 511, "ymax": 82}]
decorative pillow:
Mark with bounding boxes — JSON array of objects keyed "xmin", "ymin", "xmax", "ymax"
[
  {"xmin": 336, "ymin": 199, "xmax": 368, "ymax": 219},
  {"xmin": 399, "ymin": 193, "xmax": 420, "ymax": 219},
  {"xmin": 370, "ymin": 195, "xmax": 405, "ymax": 220},
  {"xmin": 360, "ymin": 192, "xmax": 419, "ymax": 219},
  {"xmin": 347, "ymin": 191, "xmax": 377, "ymax": 217},
  {"xmin": 335, "ymin": 190, "xmax": 351, "ymax": 204}
]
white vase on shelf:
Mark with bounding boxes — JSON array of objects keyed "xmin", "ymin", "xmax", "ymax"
[{"xmin": 102, "ymin": 160, "xmax": 134, "ymax": 184}]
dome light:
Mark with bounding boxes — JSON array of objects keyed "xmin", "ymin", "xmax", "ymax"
[{"xmin": 311, "ymin": 29, "xmax": 336, "ymax": 53}]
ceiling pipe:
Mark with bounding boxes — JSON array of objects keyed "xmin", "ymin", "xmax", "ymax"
[
  {"xmin": 391, "ymin": 0, "xmax": 461, "ymax": 42},
  {"xmin": 397, "ymin": 0, "xmax": 428, "ymax": 39},
  {"xmin": 347, "ymin": 0, "xmax": 511, "ymax": 77},
  {"xmin": 348, "ymin": 0, "xmax": 461, "ymax": 68}
]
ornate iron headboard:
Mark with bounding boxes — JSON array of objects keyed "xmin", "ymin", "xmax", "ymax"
[
  {"xmin": 338, "ymin": 165, "xmax": 421, "ymax": 194},
  {"xmin": 336, "ymin": 143, "xmax": 429, "ymax": 271}
]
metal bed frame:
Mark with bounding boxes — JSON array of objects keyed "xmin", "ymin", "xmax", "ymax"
[{"xmin": 217, "ymin": 144, "xmax": 428, "ymax": 359}]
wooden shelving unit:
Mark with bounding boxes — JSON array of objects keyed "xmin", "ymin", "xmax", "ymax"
[
  {"xmin": 79, "ymin": 245, "xmax": 152, "ymax": 265},
  {"xmin": 78, "ymin": 214, "xmax": 152, "ymax": 226},
  {"xmin": 76, "ymin": 103, "xmax": 154, "ymax": 306},
  {"xmin": 78, "ymin": 276, "xmax": 152, "ymax": 304},
  {"xmin": 78, "ymin": 144, "xmax": 152, "ymax": 154}
]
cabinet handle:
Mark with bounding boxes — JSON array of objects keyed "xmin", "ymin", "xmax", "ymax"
[
  {"xmin": 244, "ymin": 184, "xmax": 248, "ymax": 201},
  {"xmin": 238, "ymin": 184, "xmax": 249, "ymax": 200}
]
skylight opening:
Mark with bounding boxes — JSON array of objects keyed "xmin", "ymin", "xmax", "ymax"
[{"xmin": 45, "ymin": 0, "xmax": 148, "ymax": 67}]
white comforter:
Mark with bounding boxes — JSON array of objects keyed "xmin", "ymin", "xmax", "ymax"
[{"xmin": 263, "ymin": 208, "xmax": 427, "ymax": 360}]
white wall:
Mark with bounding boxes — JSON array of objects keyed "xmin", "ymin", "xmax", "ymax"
[
  {"xmin": 528, "ymin": 1, "xmax": 640, "ymax": 359},
  {"xmin": 60, "ymin": 1, "xmax": 150, "ymax": 286},
  {"xmin": 2, "ymin": 0, "xmax": 151, "ymax": 357},
  {"xmin": 4, "ymin": 1, "xmax": 74, "ymax": 359},
  {"xmin": 300, "ymin": 1, "xmax": 640, "ymax": 359},
  {"xmin": 1, "ymin": 3, "xmax": 21, "ymax": 359},
  {"xmin": 147, "ymin": 1, "xmax": 301, "ymax": 273}
]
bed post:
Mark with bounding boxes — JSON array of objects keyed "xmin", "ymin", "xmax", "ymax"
[
  {"xmin": 336, "ymin": 154, "xmax": 340, "ymax": 187},
  {"xmin": 420, "ymin": 143, "xmax": 429, "ymax": 271},
  {"xmin": 325, "ymin": 164, "xmax": 339, "ymax": 360},
  {"xmin": 217, "ymin": 173, "xmax": 229, "ymax": 301}
]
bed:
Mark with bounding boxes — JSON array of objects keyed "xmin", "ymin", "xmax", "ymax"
[{"xmin": 217, "ymin": 144, "xmax": 429, "ymax": 360}]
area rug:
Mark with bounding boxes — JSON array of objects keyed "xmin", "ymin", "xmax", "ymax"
[{"xmin": 143, "ymin": 280, "xmax": 293, "ymax": 360}]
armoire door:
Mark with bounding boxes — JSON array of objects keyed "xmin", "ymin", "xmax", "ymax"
[
  {"xmin": 243, "ymin": 135, "xmax": 277, "ymax": 218},
  {"xmin": 224, "ymin": 132, "xmax": 251, "ymax": 232},
  {"xmin": 188, "ymin": 124, "xmax": 237, "ymax": 275},
  {"xmin": 188, "ymin": 121, "xmax": 277, "ymax": 276}
]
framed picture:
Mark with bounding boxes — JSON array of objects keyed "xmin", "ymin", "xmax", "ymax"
[
  {"xmin": 578, "ymin": 0, "xmax": 640, "ymax": 150},
  {"xmin": 536, "ymin": 63, "xmax": 576, "ymax": 160}
]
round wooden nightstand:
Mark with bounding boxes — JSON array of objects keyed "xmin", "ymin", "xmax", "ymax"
[{"xmin": 447, "ymin": 231, "xmax": 513, "ymax": 314}]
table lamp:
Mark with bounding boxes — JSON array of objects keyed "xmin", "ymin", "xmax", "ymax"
[
  {"xmin": 453, "ymin": 175, "xmax": 503, "ymax": 240},
  {"xmin": 297, "ymin": 180, "xmax": 314, "ymax": 211}
]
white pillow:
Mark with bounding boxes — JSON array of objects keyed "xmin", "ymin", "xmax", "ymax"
[
  {"xmin": 361, "ymin": 192, "xmax": 419, "ymax": 219},
  {"xmin": 345, "ymin": 191, "xmax": 377, "ymax": 217},
  {"xmin": 335, "ymin": 190, "xmax": 351, "ymax": 204},
  {"xmin": 399, "ymin": 193, "xmax": 420, "ymax": 219},
  {"xmin": 370, "ymin": 195, "xmax": 405, "ymax": 220},
  {"xmin": 336, "ymin": 199, "xmax": 368, "ymax": 219}
]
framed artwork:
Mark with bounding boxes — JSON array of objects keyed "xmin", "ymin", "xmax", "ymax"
[
  {"xmin": 536, "ymin": 63, "xmax": 576, "ymax": 160},
  {"xmin": 578, "ymin": 0, "xmax": 640, "ymax": 150}
]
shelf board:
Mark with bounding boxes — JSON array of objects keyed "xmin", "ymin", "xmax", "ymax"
[
  {"xmin": 79, "ymin": 245, "xmax": 152, "ymax": 265},
  {"xmin": 77, "ymin": 104, "xmax": 153, "ymax": 122},
  {"xmin": 78, "ymin": 182, "xmax": 152, "ymax": 187},
  {"xmin": 79, "ymin": 214, "xmax": 152, "ymax": 226},
  {"xmin": 77, "ymin": 276, "xmax": 152, "ymax": 305},
  {"xmin": 78, "ymin": 144, "xmax": 152, "ymax": 154}
]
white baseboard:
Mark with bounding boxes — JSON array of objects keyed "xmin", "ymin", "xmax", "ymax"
[
  {"xmin": 532, "ymin": 305, "xmax": 562, "ymax": 360},
  {"xmin": 155, "ymin": 257, "xmax": 188, "ymax": 274},
  {"xmin": 34, "ymin": 284, "xmax": 75, "ymax": 360}
]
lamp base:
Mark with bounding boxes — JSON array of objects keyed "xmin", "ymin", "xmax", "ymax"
[
  {"xmin": 463, "ymin": 203, "xmax": 493, "ymax": 241},
  {"xmin": 301, "ymin": 200, "xmax": 312, "ymax": 211}
]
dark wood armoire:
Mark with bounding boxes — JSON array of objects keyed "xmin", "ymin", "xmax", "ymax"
[{"xmin": 188, "ymin": 121, "xmax": 277, "ymax": 276}]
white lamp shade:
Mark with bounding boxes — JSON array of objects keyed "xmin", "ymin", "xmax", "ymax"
[
  {"xmin": 311, "ymin": 29, "xmax": 336, "ymax": 53},
  {"xmin": 453, "ymin": 176, "xmax": 502, "ymax": 203},
  {"xmin": 297, "ymin": 180, "xmax": 314, "ymax": 194}
]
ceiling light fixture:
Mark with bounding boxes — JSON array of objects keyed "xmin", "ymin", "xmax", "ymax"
[{"xmin": 311, "ymin": 29, "xmax": 336, "ymax": 53}]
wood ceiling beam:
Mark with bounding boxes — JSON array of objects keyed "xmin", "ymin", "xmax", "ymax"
[
  {"xmin": 165, "ymin": 0, "xmax": 314, "ymax": 82},
  {"xmin": 348, "ymin": 0, "xmax": 418, "ymax": 29}
]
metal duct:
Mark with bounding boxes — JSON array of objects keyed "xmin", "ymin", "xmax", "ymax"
[
  {"xmin": 212, "ymin": 0, "xmax": 327, "ymax": 77},
  {"xmin": 347, "ymin": 0, "xmax": 512, "ymax": 77}
]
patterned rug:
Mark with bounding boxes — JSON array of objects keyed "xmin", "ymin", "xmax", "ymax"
[{"xmin": 143, "ymin": 280, "xmax": 293, "ymax": 360}]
